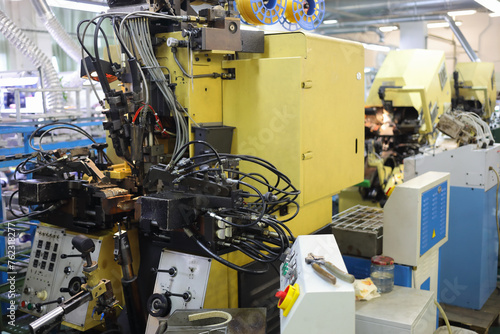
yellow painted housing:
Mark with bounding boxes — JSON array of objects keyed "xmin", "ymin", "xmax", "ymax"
[
  {"xmin": 154, "ymin": 32, "xmax": 365, "ymax": 308},
  {"xmin": 452, "ymin": 62, "xmax": 496, "ymax": 120},
  {"xmin": 366, "ymin": 49, "xmax": 452, "ymax": 140}
]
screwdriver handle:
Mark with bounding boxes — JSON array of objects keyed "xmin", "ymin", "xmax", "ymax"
[
  {"xmin": 311, "ymin": 263, "xmax": 337, "ymax": 285},
  {"xmin": 323, "ymin": 261, "xmax": 355, "ymax": 284}
]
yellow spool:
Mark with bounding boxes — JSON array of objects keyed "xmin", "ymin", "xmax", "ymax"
[
  {"xmin": 284, "ymin": 0, "xmax": 297, "ymax": 24},
  {"xmin": 236, "ymin": 0, "xmax": 286, "ymax": 25},
  {"xmin": 283, "ymin": 0, "xmax": 325, "ymax": 30}
]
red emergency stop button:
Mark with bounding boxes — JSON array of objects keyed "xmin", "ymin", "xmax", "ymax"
[{"xmin": 275, "ymin": 283, "xmax": 300, "ymax": 317}]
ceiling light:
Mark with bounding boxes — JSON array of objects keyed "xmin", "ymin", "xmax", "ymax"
[
  {"xmin": 427, "ymin": 21, "xmax": 462, "ymax": 29},
  {"xmin": 46, "ymin": 0, "xmax": 108, "ymax": 13},
  {"xmin": 475, "ymin": 0, "xmax": 500, "ymax": 13},
  {"xmin": 362, "ymin": 43, "xmax": 391, "ymax": 52},
  {"xmin": 379, "ymin": 26, "xmax": 398, "ymax": 32},
  {"xmin": 489, "ymin": 12, "xmax": 500, "ymax": 16},
  {"xmin": 323, "ymin": 19, "xmax": 338, "ymax": 25},
  {"xmin": 447, "ymin": 10, "xmax": 477, "ymax": 16}
]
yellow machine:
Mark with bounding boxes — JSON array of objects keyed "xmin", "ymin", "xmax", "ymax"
[
  {"xmin": 451, "ymin": 62, "xmax": 496, "ymax": 120},
  {"xmin": 366, "ymin": 49, "xmax": 451, "ymax": 145},
  {"xmin": 340, "ymin": 49, "xmax": 451, "ymax": 211},
  {"xmin": 156, "ymin": 31, "xmax": 365, "ymax": 308},
  {"xmin": 15, "ymin": 6, "xmax": 364, "ymax": 333}
]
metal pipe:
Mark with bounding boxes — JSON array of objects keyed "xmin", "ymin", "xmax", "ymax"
[
  {"xmin": 318, "ymin": 14, "xmax": 480, "ymax": 62},
  {"xmin": 29, "ymin": 291, "xmax": 92, "ymax": 334},
  {"xmin": 319, "ymin": 26, "xmax": 385, "ymax": 42},
  {"xmin": 327, "ymin": 0, "xmax": 481, "ymax": 17},
  {"xmin": 30, "ymin": 0, "xmax": 81, "ymax": 63},
  {"xmin": 0, "ymin": 10, "xmax": 64, "ymax": 111}
]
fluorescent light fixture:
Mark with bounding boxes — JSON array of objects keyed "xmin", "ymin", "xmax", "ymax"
[
  {"xmin": 475, "ymin": 0, "xmax": 500, "ymax": 13},
  {"xmin": 362, "ymin": 43, "xmax": 391, "ymax": 52},
  {"xmin": 489, "ymin": 12, "xmax": 500, "ymax": 16},
  {"xmin": 447, "ymin": 10, "xmax": 477, "ymax": 16},
  {"xmin": 379, "ymin": 26, "xmax": 398, "ymax": 32},
  {"xmin": 427, "ymin": 21, "xmax": 462, "ymax": 28},
  {"xmin": 323, "ymin": 19, "xmax": 338, "ymax": 25},
  {"xmin": 46, "ymin": 0, "xmax": 109, "ymax": 13}
]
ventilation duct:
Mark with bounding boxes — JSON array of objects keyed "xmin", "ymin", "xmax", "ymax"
[{"xmin": 0, "ymin": 10, "xmax": 64, "ymax": 111}]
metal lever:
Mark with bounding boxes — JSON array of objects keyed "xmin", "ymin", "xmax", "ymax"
[
  {"xmin": 60, "ymin": 254, "xmax": 83, "ymax": 259},
  {"xmin": 151, "ymin": 267, "xmax": 177, "ymax": 277},
  {"xmin": 35, "ymin": 297, "xmax": 64, "ymax": 312}
]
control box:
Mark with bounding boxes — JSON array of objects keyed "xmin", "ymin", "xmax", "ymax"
[
  {"xmin": 278, "ymin": 235, "xmax": 355, "ymax": 334},
  {"xmin": 384, "ymin": 171, "xmax": 450, "ymax": 267},
  {"xmin": 146, "ymin": 250, "xmax": 211, "ymax": 334},
  {"xmin": 18, "ymin": 225, "xmax": 118, "ymax": 330}
]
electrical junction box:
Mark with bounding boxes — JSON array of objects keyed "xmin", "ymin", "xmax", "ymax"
[
  {"xmin": 384, "ymin": 171, "xmax": 450, "ymax": 267},
  {"xmin": 278, "ymin": 235, "xmax": 354, "ymax": 334},
  {"xmin": 356, "ymin": 286, "xmax": 436, "ymax": 334}
]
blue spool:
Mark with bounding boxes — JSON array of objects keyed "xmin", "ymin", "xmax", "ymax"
[{"xmin": 286, "ymin": 0, "xmax": 325, "ymax": 30}]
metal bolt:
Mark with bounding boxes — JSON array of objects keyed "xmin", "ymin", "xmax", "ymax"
[
  {"xmin": 228, "ymin": 22, "xmax": 238, "ymax": 33},
  {"xmin": 356, "ymin": 72, "xmax": 362, "ymax": 80}
]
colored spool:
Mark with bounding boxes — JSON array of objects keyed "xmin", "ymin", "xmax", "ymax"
[
  {"xmin": 235, "ymin": 0, "xmax": 286, "ymax": 25},
  {"xmin": 279, "ymin": 14, "xmax": 300, "ymax": 31},
  {"xmin": 284, "ymin": 0, "xmax": 325, "ymax": 30}
]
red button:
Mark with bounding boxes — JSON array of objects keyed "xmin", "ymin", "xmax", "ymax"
[
  {"xmin": 275, "ymin": 290, "xmax": 287, "ymax": 300},
  {"xmin": 21, "ymin": 301, "xmax": 26, "ymax": 308}
]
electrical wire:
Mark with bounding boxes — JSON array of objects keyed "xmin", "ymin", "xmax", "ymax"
[
  {"xmin": 434, "ymin": 299, "xmax": 452, "ymax": 334},
  {"xmin": 184, "ymin": 227, "xmax": 269, "ymax": 274},
  {"xmin": 160, "ymin": 141, "xmax": 298, "ymax": 273}
]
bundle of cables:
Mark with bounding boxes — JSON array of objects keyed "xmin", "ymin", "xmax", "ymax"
[
  {"xmin": 165, "ymin": 141, "xmax": 300, "ymax": 274},
  {"xmin": 7, "ymin": 122, "xmax": 100, "ymax": 222}
]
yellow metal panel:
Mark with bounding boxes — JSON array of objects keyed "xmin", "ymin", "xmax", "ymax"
[
  {"xmin": 222, "ymin": 56, "xmax": 302, "ymax": 206},
  {"xmin": 366, "ymin": 49, "xmax": 451, "ymax": 138},
  {"xmin": 452, "ymin": 62, "xmax": 496, "ymax": 119},
  {"xmin": 300, "ymin": 34, "xmax": 364, "ymax": 203},
  {"xmin": 223, "ymin": 33, "xmax": 364, "ymax": 227},
  {"xmin": 156, "ymin": 32, "xmax": 226, "ymax": 125}
]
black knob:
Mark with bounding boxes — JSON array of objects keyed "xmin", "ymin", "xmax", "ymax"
[
  {"xmin": 64, "ymin": 266, "xmax": 72, "ymax": 275},
  {"xmin": 147, "ymin": 293, "xmax": 172, "ymax": 318},
  {"xmin": 60, "ymin": 276, "xmax": 86, "ymax": 296},
  {"xmin": 71, "ymin": 235, "xmax": 95, "ymax": 267},
  {"xmin": 72, "ymin": 235, "xmax": 95, "ymax": 254}
]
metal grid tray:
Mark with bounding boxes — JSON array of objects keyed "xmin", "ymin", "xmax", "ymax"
[{"xmin": 331, "ymin": 205, "xmax": 383, "ymax": 258}]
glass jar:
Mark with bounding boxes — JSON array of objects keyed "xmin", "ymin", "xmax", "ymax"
[{"xmin": 370, "ymin": 255, "xmax": 394, "ymax": 293}]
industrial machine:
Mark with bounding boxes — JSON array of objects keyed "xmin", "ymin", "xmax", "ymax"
[
  {"xmin": 451, "ymin": 62, "xmax": 496, "ymax": 121},
  {"xmin": 6, "ymin": 0, "xmax": 365, "ymax": 332},
  {"xmin": 405, "ymin": 143, "xmax": 500, "ymax": 309},
  {"xmin": 384, "ymin": 171, "xmax": 449, "ymax": 296},
  {"xmin": 276, "ymin": 234, "xmax": 355, "ymax": 334},
  {"xmin": 340, "ymin": 49, "xmax": 451, "ymax": 209}
]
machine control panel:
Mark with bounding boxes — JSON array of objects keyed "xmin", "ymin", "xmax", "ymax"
[
  {"xmin": 145, "ymin": 250, "xmax": 211, "ymax": 334},
  {"xmin": 19, "ymin": 226, "xmax": 102, "ymax": 327},
  {"xmin": 278, "ymin": 235, "xmax": 355, "ymax": 334}
]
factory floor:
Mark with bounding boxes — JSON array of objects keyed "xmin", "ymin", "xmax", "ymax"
[{"xmin": 439, "ymin": 283, "xmax": 500, "ymax": 334}]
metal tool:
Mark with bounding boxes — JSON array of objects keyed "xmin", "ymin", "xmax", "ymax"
[{"xmin": 305, "ymin": 253, "xmax": 355, "ymax": 285}]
